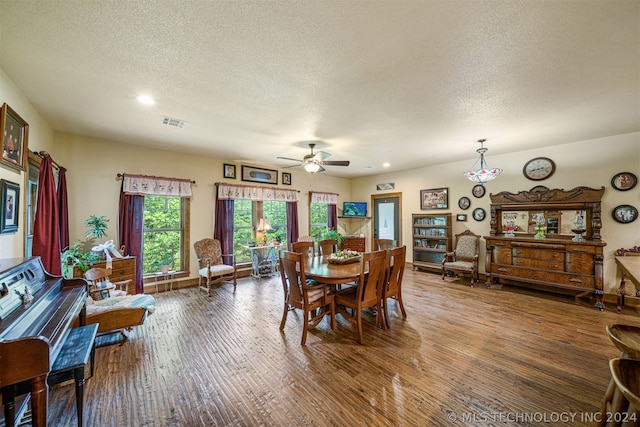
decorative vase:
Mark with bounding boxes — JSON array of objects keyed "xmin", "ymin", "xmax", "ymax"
[
  {"xmin": 534, "ymin": 225, "xmax": 547, "ymax": 240},
  {"xmin": 571, "ymin": 228, "xmax": 586, "ymax": 242},
  {"xmin": 161, "ymin": 265, "xmax": 170, "ymax": 274}
]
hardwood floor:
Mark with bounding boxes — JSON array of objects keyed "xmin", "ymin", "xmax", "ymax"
[{"xmin": 46, "ymin": 268, "xmax": 637, "ymax": 426}]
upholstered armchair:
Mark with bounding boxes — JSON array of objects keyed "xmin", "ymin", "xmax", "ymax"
[
  {"xmin": 442, "ymin": 230, "xmax": 480, "ymax": 287},
  {"xmin": 194, "ymin": 238, "xmax": 237, "ymax": 296}
]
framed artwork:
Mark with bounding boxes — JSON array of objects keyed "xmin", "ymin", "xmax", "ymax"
[
  {"xmin": 472, "ymin": 207, "xmax": 486, "ymax": 221},
  {"xmin": 420, "ymin": 188, "xmax": 448, "ymax": 210},
  {"xmin": 458, "ymin": 196, "xmax": 471, "ymax": 210},
  {"xmin": 0, "ymin": 103, "xmax": 29, "ymax": 172},
  {"xmin": 472, "ymin": 184, "xmax": 485, "ymax": 198},
  {"xmin": 241, "ymin": 165, "xmax": 278, "ymax": 185},
  {"xmin": 282, "ymin": 172, "xmax": 291, "ymax": 185},
  {"xmin": 612, "ymin": 205, "xmax": 638, "ymax": 224},
  {"xmin": 456, "ymin": 214, "xmax": 467, "ymax": 222},
  {"xmin": 223, "ymin": 163, "xmax": 236, "ymax": 179},
  {"xmin": 1, "ymin": 179, "xmax": 20, "ymax": 234},
  {"xmin": 611, "ymin": 172, "xmax": 637, "ymax": 191},
  {"xmin": 376, "ymin": 182, "xmax": 395, "ymax": 190}
]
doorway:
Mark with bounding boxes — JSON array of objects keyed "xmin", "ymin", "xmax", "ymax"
[{"xmin": 371, "ymin": 192, "xmax": 402, "ymax": 250}]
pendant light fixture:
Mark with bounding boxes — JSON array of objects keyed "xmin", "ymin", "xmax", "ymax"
[{"xmin": 463, "ymin": 139, "xmax": 502, "ymax": 184}]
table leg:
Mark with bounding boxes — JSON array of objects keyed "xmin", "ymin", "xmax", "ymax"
[{"xmin": 617, "ymin": 271, "xmax": 627, "ymax": 314}]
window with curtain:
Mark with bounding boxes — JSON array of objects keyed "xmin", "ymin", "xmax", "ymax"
[{"xmin": 142, "ymin": 195, "xmax": 185, "ymax": 275}]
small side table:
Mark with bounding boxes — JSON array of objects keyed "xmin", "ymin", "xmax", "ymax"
[{"xmin": 153, "ymin": 270, "xmax": 176, "ymax": 293}]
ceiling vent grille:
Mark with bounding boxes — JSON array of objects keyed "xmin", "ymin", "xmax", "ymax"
[{"xmin": 162, "ymin": 116, "xmax": 187, "ymax": 128}]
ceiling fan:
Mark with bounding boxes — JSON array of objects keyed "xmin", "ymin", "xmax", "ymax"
[{"xmin": 277, "ymin": 142, "xmax": 350, "ymax": 173}]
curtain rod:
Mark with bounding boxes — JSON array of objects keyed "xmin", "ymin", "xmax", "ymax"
[
  {"xmin": 117, "ymin": 173, "xmax": 196, "ymax": 184},
  {"xmin": 34, "ymin": 151, "xmax": 60, "ymax": 170}
]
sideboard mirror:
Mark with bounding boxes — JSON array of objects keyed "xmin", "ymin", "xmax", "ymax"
[{"xmin": 489, "ymin": 186, "xmax": 605, "ymax": 241}]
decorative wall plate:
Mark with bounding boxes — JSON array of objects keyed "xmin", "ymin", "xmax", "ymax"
[
  {"xmin": 458, "ymin": 196, "xmax": 471, "ymax": 210},
  {"xmin": 611, "ymin": 172, "xmax": 637, "ymax": 191},
  {"xmin": 472, "ymin": 207, "xmax": 486, "ymax": 221},
  {"xmin": 612, "ymin": 205, "xmax": 638, "ymax": 224},
  {"xmin": 472, "ymin": 184, "xmax": 485, "ymax": 198}
]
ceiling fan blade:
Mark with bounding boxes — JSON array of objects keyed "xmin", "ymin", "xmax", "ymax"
[
  {"xmin": 314, "ymin": 151, "xmax": 331, "ymax": 161},
  {"xmin": 282, "ymin": 164, "xmax": 301, "ymax": 169},
  {"xmin": 322, "ymin": 160, "xmax": 350, "ymax": 166},
  {"xmin": 318, "ymin": 165, "xmax": 326, "ymax": 173},
  {"xmin": 276, "ymin": 156, "xmax": 303, "ymax": 162}
]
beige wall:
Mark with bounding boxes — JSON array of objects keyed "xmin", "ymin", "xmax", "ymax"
[
  {"xmin": 350, "ymin": 133, "xmax": 640, "ymax": 294},
  {"xmin": 0, "ymin": 69, "xmax": 55, "ymax": 258},
  {"xmin": 2, "ymin": 67, "xmax": 639, "ymax": 296},
  {"xmin": 52, "ymin": 132, "xmax": 351, "ymax": 279}
]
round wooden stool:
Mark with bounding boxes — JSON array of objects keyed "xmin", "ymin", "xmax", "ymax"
[{"xmin": 599, "ymin": 325, "xmax": 640, "ymax": 426}]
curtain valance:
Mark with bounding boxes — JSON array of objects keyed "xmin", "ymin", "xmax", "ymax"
[
  {"xmin": 310, "ymin": 191, "xmax": 338, "ymax": 204},
  {"xmin": 217, "ymin": 183, "xmax": 299, "ymax": 201},
  {"xmin": 122, "ymin": 173, "xmax": 193, "ymax": 197}
]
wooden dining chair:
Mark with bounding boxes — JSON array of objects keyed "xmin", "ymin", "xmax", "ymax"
[
  {"xmin": 278, "ymin": 250, "xmax": 335, "ymax": 345},
  {"xmin": 291, "ymin": 240, "xmax": 315, "ymax": 258},
  {"xmin": 335, "ymin": 250, "xmax": 388, "ymax": 343},
  {"xmin": 382, "ymin": 245, "xmax": 407, "ymax": 327},
  {"xmin": 318, "ymin": 239, "xmax": 338, "ymax": 256},
  {"xmin": 374, "ymin": 239, "xmax": 397, "ymax": 251}
]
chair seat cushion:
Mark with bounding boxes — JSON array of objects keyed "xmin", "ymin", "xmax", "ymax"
[
  {"xmin": 199, "ymin": 264, "xmax": 235, "ymax": 277},
  {"xmin": 307, "ymin": 287, "xmax": 327, "ymax": 303},
  {"xmin": 444, "ymin": 261, "xmax": 474, "ymax": 270}
]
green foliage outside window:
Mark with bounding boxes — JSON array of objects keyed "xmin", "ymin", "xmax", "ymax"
[
  {"xmin": 233, "ymin": 199, "xmax": 253, "ymax": 262},
  {"xmin": 310, "ymin": 203, "xmax": 329, "ymax": 241},
  {"xmin": 143, "ymin": 196, "xmax": 182, "ymax": 275}
]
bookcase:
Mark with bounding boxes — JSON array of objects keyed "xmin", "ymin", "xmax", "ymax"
[{"xmin": 412, "ymin": 213, "xmax": 452, "ymax": 271}]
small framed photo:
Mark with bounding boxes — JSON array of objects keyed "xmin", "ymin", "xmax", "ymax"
[
  {"xmin": 0, "ymin": 103, "xmax": 29, "ymax": 172},
  {"xmin": 472, "ymin": 184, "xmax": 486, "ymax": 198},
  {"xmin": 456, "ymin": 214, "xmax": 467, "ymax": 222},
  {"xmin": 241, "ymin": 165, "xmax": 278, "ymax": 185},
  {"xmin": 1, "ymin": 179, "xmax": 20, "ymax": 234},
  {"xmin": 472, "ymin": 207, "xmax": 486, "ymax": 222},
  {"xmin": 458, "ymin": 196, "xmax": 471, "ymax": 210},
  {"xmin": 420, "ymin": 187, "xmax": 448, "ymax": 210},
  {"xmin": 223, "ymin": 163, "xmax": 236, "ymax": 179},
  {"xmin": 611, "ymin": 172, "xmax": 637, "ymax": 191},
  {"xmin": 612, "ymin": 204, "xmax": 638, "ymax": 224},
  {"xmin": 282, "ymin": 172, "xmax": 291, "ymax": 185}
]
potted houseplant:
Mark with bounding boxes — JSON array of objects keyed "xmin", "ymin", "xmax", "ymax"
[
  {"xmin": 322, "ymin": 229, "xmax": 345, "ymax": 247},
  {"xmin": 84, "ymin": 214, "xmax": 109, "ymax": 244},
  {"xmin": 152, "ymin": 257, "xmax": 174, "ymax": 274},
  {"xmin": 60, "ymin": 241, "xmax": 101, "ymax": 278}
]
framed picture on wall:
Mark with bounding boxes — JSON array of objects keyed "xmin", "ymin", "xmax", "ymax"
[
  {"xmin": 282, "ymin": 172, "xmax": 291, "ymax": 185},
  {"xmin": 0, "ymin": 103, "xmax": 29, "ymax": 172},
  {"xmin": 1, "ymin": 179, "xmax": 20, "ymax": 234},
  {"xmin": 241, "ymin": 165, "xmax": 278, "ymax": 185},
  {"xmin": 611, "ymin": 172, "xmax": 637, "ymax": 191},
  {"xmin": 223, "ymin": 163, "xmax": 236, "ymax": 179},
  {"xmin": 420, "ymin": 188, "xmax": 448, "ymax": 210}
]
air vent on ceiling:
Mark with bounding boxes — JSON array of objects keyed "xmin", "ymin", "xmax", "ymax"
[{"xmin": 162, "ymin": 116, "xmax": 187, "ymax": 128}]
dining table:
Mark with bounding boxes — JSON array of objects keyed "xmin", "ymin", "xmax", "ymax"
[{"xmin": 303, "ymin": 255, "xmax": 364, "ymax": 286}]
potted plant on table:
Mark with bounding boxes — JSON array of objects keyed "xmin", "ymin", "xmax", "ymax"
[
  {"xmin": 84, "ymin": 214, "xmax": 109, "ymax": 244},
  {"xmin": 321, "ymin": 229, "xmax": 345, "ymax": 247},
  {"xmin": 60, "ymin": 241, "xmax": 101, "ymax": 278}
]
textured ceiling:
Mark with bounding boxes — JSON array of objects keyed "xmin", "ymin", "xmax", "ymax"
[{"xmin": 0, "ymin": 1, "xmax": 638, "ymax": 178}]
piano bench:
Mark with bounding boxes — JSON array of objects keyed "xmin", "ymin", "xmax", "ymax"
[{"xmin": 47, "ymin": 323, "xmax": 99, "ymax": 427}]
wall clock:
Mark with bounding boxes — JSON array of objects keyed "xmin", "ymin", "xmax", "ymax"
[{"xmin": 523, "ymin": 157, "xmax": 556, "ymax": 181}]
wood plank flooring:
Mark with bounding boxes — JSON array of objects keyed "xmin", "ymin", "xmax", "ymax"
[{"xmin": 45, "ymin": 268, "xmax": 638, "ymax": 426}]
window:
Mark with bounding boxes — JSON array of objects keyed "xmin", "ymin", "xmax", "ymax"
[
  {"xmin": 263, "ymin": 201, "xmax": 287, "ymax": 244},
  {"xmin": 142, "ymin": 195, "xmax": 186, "ymax": 275},
  {"xmin": 231, "ymin": 200, "xmax": 287, "ymax": 263},
  {"xmin": 233, "ymin": 199, "xmax": 253, "ymax": 263},
  {"xmin": 310, "ymin": 202, "xmax": 329, "ymax": 241}
]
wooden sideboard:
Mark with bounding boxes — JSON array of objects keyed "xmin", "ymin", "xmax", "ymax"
[
  {"xmin": 485, "ymin": 185, "xmax": 606, "ymax": 309},
  {"xmin": 73, "ymin": 256, "xmax": 136, "ymax": 295},
  {"xmin": 341, "ymin": 236, "xmax": 366, "ymax": 252},
  {"xmin": 485, "ymin": 236, "xmax": 606, "ymax": 309}
]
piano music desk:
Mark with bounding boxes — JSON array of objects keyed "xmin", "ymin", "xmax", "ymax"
[{"xmin": 47, "ymin": 324, "xmax": 99, "ymax": 427}]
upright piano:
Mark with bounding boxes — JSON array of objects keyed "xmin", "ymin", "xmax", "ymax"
[{"xmin": 0, "ymin": 257, "xmax": 87, "ymax": 427}]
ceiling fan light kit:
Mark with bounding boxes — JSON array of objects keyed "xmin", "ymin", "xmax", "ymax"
[{"xmin": 463, "ymin": 139, "xmax": 503, "ymax": 184}]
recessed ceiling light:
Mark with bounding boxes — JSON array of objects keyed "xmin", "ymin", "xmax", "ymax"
[
  {"xmin": 136, "ymin": 95, "xmax": 155, "ymax": 105},
  {"xmin": 383, "ymin": 163, "xmax": 390, "ymax": 168}
]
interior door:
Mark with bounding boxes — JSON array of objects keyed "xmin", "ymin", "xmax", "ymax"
[{"xmin": 371, "ymin": 192, "xmax": 402, "ymax": 250}]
